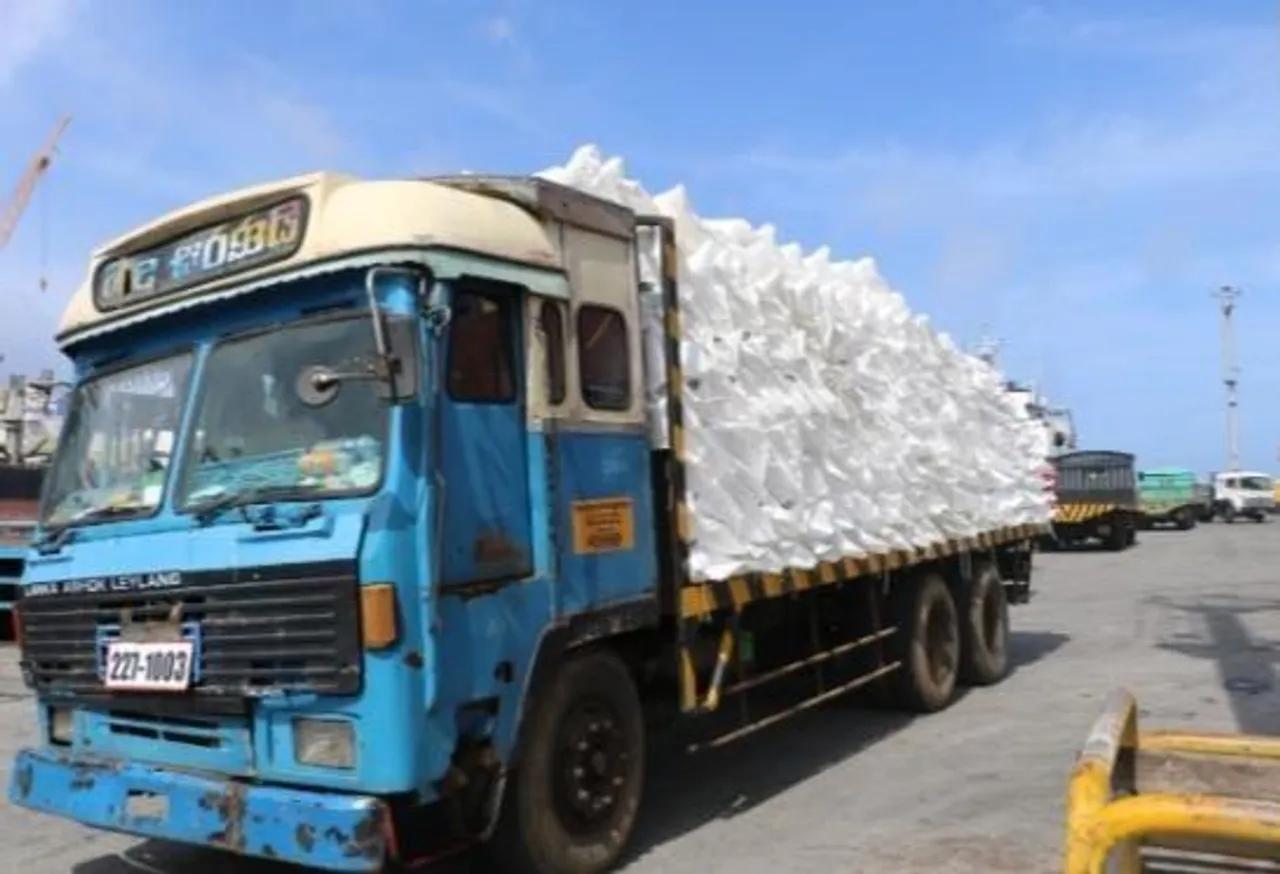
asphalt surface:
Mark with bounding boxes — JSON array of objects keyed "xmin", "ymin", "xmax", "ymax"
[{"xmin": 5, "ymin": 521, "xmax": 1280, "ymax": 874}]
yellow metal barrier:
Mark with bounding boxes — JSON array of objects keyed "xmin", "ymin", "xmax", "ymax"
[{"xmin": 1064, "ymin": 689, "xmax": 1280, "ymax": 873}]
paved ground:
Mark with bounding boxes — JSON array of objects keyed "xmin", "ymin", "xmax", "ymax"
[{"xmin": 4, "ymin": 521, "xmax": 1280, "ymax": 873}]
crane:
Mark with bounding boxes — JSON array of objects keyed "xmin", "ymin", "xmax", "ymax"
[
  {"xmin": 0, "ymin": 116, "xmax": 73, "ymax": 457},
  {"xmin": 0, "ymin": 114, "xmax": 71, "ymax": 258}
]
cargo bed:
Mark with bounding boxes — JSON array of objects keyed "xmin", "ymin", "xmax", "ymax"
[{"xmin": 679, "ymin": 522, "xmax": 1047, "ymax": 617}]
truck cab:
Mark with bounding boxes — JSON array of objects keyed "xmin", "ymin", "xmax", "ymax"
[
  {"xmin": 1212, "ymin": 470, "xmax": 1274, "ymax": 522},
  {"xmin": 8, "ymin": 172, "xmax": 666, "ymax": 872}
]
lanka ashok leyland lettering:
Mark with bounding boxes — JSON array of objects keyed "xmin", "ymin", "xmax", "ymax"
[{"xmin": 9, "ymin": 170, "xmax": 1046, "ymax": 874}]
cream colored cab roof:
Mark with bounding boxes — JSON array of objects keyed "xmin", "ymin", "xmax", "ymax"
[{"xmin": 57, "ymin": 171, "xmax": 563, "ymax": 347}]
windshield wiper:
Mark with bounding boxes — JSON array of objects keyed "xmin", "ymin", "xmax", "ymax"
[
  {"xmin": 33, "ymin": 504, "xmax": 152, "ymax": 552},
  {"xmin": 191, "ymin": 484, "xmax": 325, "ymax": 525},
  {"xmin": 75, "ymin": 504, "xmax": 153, "ymax": 522},
  {"xmin": 33, "ymin": 524, "xmax": 74, "ymax": 553}
]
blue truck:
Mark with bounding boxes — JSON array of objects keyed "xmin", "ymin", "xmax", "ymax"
[{"xmin": 8, "ymin": 172, "xmax": 1045, "ymax": 874}]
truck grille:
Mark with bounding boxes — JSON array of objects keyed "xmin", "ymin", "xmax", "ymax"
[{"xmin": 17, "ymin": 560, "xmax": 362, "ymax": 700}]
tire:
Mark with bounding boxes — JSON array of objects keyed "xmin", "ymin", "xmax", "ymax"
[
  {"xmin": 1223, "ymin": 506, "xmax": 1237, "ymax": 524},
  {"xmin": 489, "ymin": 650, "xmax": 645, "ymax": 874},
  {"xmin": 889, "ymin": 572, "xmax": 960, "ymax": 713},
  {"xmin": 1253, "ymin": 512, "xmax": 1267, "ymax": 523},
  {"xmin": 1174, "ymin": 510, "xmax": 1195, "ymax": 531},
  {"xmin": 1105, "ymin": 520, "xmax": 1129, "ymax": 551},
  {"xmin": 959, "ymin": 563, "xmax": 1010, "ymax": 686}
]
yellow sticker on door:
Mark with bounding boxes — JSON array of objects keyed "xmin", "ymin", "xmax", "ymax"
[{"xmin": 571, "ymin": 497, "xmax": 636, "ymax": 555}]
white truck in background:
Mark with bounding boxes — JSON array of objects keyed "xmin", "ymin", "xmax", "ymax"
[{"xmin": 1210, "ymin": 470, "xmax": 1275, "ymax": 522}]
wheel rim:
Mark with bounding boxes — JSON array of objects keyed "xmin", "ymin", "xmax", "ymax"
[
  {"xmin": 925, "ymin": 599, "xmax": 958, "ymax": 686},
  {"xmin": 552, "ymin": 698, "xmax": 629, "ymax": 837}
]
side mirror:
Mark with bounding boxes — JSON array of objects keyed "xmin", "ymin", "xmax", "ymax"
[{"xmin": 294, "ymin": 317, "xmax": 421, "ymax": 408}]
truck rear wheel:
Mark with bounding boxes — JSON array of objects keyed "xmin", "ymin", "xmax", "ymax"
[
  {"xmin": 959, "ymin": 564, "xmax": 1009, "ymax": 686},
  {"xmin": 1105, "ymin": 519, "xmax": 1130, "ymax": 551},
  {"xmin": 1174, "ymin": 509, "xmax": 1195, "ymax": 531},
  {"xmin": 490, "ymin": 649, "xmax": 645, "ymax": 874},
  {"xmin": 890, "ymin": 572, "xmax": 960, "ymax": 713}
]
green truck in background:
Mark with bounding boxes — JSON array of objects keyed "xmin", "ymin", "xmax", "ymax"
[{"xmin": 1137, "ymin": 467, "xmax": 1202, "ymax": 530}]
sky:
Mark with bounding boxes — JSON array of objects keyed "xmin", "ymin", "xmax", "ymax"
[{"xmin": 0, "ymin": 0, "xmax": 1277, "ymax": 475}]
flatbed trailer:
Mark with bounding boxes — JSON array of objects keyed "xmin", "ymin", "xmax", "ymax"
[{"xmin": 670, "ymin": 521, "xmax": 1043, "ymax": 750}]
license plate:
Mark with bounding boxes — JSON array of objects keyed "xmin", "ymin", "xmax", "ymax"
[
  {"xmin": 104, "ymin": 641, "xmax": 195, "ymax": 692},
  {"xmin": 125, "ymin": 790, "xmax": 169, "ymax": 821}
]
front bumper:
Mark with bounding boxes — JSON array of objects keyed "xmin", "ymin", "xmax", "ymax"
[{"xmin": 9, "ymin": 747, "xmax": 389, "ymax": 872}]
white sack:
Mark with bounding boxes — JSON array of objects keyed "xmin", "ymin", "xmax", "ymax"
[{"xmin": 539, "ymin": 146, "xmax": 1053, "ymax": 582}]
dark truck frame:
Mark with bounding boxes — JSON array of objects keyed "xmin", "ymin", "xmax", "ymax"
[
  {"xmin": 0, "ymin": 464, "xmax": 43, "ymax": 640},
  {"xmin": 1044, "ymin": 450, "xmax": 1140, "ymax": 552}
]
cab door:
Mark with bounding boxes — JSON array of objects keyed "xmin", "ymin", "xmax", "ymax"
[{"xmin": 437, "ymin": 280, "xmax": 533, "ymax": 585}]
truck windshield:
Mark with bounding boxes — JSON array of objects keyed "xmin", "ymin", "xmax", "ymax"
[
  {"xmin": 178, "ymin": 315, "xmax": 389, "ymax": 509},
  {"xmin": 41, "ymin": 352, "xmax": 194, "ymax": 527},
  {"xmin": 1240, "ymin": 476, "xmax": 1273, "ymax": 491}
]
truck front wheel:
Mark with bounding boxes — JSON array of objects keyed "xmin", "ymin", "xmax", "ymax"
[
  {"xmin": 959, "ymin": 564, "xmax": 1009, "ymax": 686},
  {"xmin": 491, "ymin": 650, "xmax": 645, "ymax": 874},
  {"xmin": 890, "ymin": 573, "xmax": 960, "ymax": 713}
]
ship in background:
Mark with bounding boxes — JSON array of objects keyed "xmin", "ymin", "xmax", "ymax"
[
  {"xmin": 973, "ymin": 335, "xmax": 1078, "ymax": 458},
  {"xmin": 0, "ymin": 370, "xmax": 63, "ymax": 638}
]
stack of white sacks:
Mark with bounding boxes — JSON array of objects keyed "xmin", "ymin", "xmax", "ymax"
[{"xmin": 539, "ymin": 146, "xmax": 1053, "ymax": 583}]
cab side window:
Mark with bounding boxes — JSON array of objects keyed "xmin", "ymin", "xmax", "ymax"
[
  {"xmin": 577, "ymin": 305, "xmax": 630, "ymax": 411},
  {"xmin": 448, "ymin": 288, "xmax": 515, "ymax": 403},
  {"xmin": 539, "ymin": 300, "xmax": 566, "ymax": 406}
]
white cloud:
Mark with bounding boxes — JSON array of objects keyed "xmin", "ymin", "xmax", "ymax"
[
  {"xmin": 728, "ymin": 13, "xmax": 1279, "ymax": 223},
  {"xmin": 0, "ymin": 0, "xmax": 75, "ymax": 89},
  {"xmin": 478, "ymin": 10, "xmax": 535, "ymax": 74},
  {"xmin": 481, "ymin": 15, "xmax": 518, "ymax": 47},
  {"xmin": 707, "ymin": 8, "xmax": 1280, "ymax": 327}
]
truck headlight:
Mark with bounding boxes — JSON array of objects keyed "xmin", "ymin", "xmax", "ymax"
[
  {"xmin": 293, "ymin": 718, "xmax": 355, "ymax": 769},
  {"xmin": 49, "ymin": 707, "xmax": 72, "ymax": 745}
]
